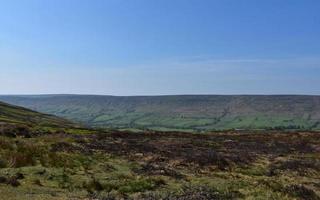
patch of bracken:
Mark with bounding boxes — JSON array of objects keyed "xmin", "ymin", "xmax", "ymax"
[
  {"xmin": 0, "ymin": 124, "xmax": 32, "ymax": 138},
  {"xmin": 76, "ymin": 131, "xmax": 320, "ymax": 172},
  {"xmin": 134, "ymin": 163, "xmax": 184, "ymax": 179},
  {"xmin": 0, "ymin": 176, "xmax": 7, "ymax": 183},
  {"xmin": 51, "ymin": 142, "xmax": 91, "ymax": 154},
  {"xmin": 284, "ymin": 184, "xmax": 320, "ymax": 200},
  {"xmin": 139, "ymin": 186, "xmax": 243, "ymax": 200},
  {"xmin": 0, "ymin": 173, "xmax": 25, "ymax": 187},
  {"xmin": 87, "ymin": 192, "xmax": 117, "ymax": 200},
  {"xmin": 268, "ymin": 159, "xmax": 320, "ymax": 176}
]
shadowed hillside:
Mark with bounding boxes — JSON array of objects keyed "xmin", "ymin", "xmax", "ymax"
[{"xmin": 1, "ymin": 95, "xmax": 320, "ymax": 131}]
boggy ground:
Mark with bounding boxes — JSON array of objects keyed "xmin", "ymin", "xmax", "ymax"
[{"xmin": 0, "ymin": 129, "xmax": 319, "ymax": 200}]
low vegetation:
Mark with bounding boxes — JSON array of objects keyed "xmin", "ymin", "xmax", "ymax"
[
  {"xmin": 0, "ymin": 127, "xmax": 319, "ymax": 199},
  {"xmin": 0, "ymin": 100, "xmax": 319, "ymax": 199},
  {"xmin": 0, "ymin": 101, "xmax": 78, "ymax": 129}
]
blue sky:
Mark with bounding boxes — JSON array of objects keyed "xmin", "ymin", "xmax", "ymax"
[{"xmin": 0, "ymin": 0, "xmax": 319, "ymax": 95}]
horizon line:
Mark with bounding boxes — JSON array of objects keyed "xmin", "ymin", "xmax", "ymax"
[{"xmin": 0, "ymin": 93, "xmax": 319, "ymax": 97}]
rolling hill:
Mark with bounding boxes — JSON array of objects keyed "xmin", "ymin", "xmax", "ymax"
[
  {"xmin": 0, "ymin": 95, "xmax": 320, "ymax": 131},
  {"xmin": 0, "ymin": 100, "xmax": 76, "ymax": 129}
]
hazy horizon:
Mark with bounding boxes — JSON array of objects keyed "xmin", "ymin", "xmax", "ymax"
[
  {"xmin": 1, "ymin": 93, "xmax": 320, "ymax": 97},
  {"xmin": 1, "ymin": 0, "xmax": 319, "ymax": 95}
]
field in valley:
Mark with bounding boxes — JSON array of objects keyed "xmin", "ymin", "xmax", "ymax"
[{"xmin": 1, "ymin": 95, "xmax": 320, "ymax": 132}]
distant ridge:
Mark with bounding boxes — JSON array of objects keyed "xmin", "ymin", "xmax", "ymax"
[{"xmin": 0, "ymin": 95, "xmax": 319, "ymax": 131}]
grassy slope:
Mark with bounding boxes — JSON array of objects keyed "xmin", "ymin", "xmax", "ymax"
[
  {"xmin": 0, "ymin": 101, "xmax": 77, "ymax": 129},
  {"xmin": 0, "ymin": 95, "xmax": 320, "ymax": 131}
]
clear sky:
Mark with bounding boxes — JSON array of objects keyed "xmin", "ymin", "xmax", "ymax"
[{"xmin": 0, "ymin": 0, "xmax": 319, "ymax": 95}]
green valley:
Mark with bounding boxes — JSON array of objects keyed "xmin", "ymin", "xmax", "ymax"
[{"xmin": 1, "ymin": 95, "xmax": 319, "ymax": 131}]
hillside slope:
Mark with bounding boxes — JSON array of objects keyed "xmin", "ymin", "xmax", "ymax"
[
  {"xmin": 0, "ymin": 101, "xmax": 76, "ymax": 129},
  {"xmin": 0, "ymin": 95, "xmax": 320, "ymax": 131}
]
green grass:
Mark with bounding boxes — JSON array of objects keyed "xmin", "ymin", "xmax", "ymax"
[
  {"xmin": 0, "ymin": 101, "xmax": 77, "ymax": 129},
  {"xmin": 1, "ymin": 95, "xmax": 320, "ymax": 131},
  {"xmin": 0, "ymin": 135, "xmax": 167, "ymax": 199}
]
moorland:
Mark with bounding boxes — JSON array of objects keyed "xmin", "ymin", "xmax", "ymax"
[{"xmin": 0, "ymin": 101, "xmax": 319, "ymax": 199}]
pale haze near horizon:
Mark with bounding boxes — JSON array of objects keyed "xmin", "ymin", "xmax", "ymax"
[{"xmin": 0, "ymin": 0, "xmax": 319, "ymax": 95}]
